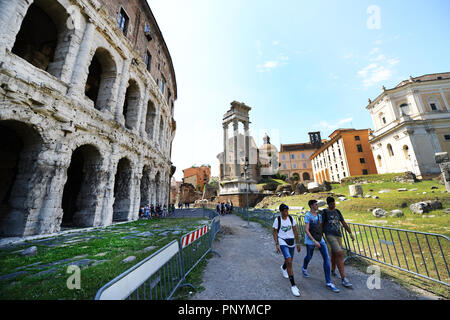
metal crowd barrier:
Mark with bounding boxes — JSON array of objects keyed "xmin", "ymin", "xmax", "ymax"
[
  {"xmin": 234, "ymin": 208, "xmax": 449, "ymax": 287},
  {"xmin": 341, "ymin": 222, "xmax": 450, "ymax": 287},
  {"xmin": 95, "ymin": 215, "xmax": 221, "ymax": 300}
]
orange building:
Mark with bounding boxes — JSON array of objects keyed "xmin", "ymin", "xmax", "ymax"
[
  {"xmin": 311, "ymin": 129, "xmax": 377, "ymax": 183},
  {"xmin": 182, "ymin": 166, "xmax": 211, "ymax": 191},
  {"xmin": 279, "ymin": 132, "xmax": 325, "ymax": 183}
]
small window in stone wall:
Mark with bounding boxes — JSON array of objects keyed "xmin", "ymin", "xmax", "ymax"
[
  {"xmin": 145, "ymin": 51, "xmax": 152, "ymax": 72},
  {"xmin": 444, "ymin": 135, "xmax": 450, "ymax": 141},
  {"xmin": 118, "ymin": 8, "xmax": 129, "ymax": 36}
]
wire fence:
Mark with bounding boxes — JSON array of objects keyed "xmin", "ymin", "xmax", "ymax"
[
  {"xmin": 95, "ymin": 210, "xmax": 221, "ymax": 300},
  {"xmin": 234, "ymin": 207, "xmax": 449, "ymax": 287}
]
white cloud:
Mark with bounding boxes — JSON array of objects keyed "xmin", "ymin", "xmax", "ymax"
[
  {"xmin": 338, "ymin": 118, "xmax": 353, "ymax": 125},
  {"xmin": 330, "ymin": 73, "xmax": 340, "ymax": 80},
  {"xmin": 272, "ymin": 40, "xmax": 279, "ymax": 46},
  {"xmin": 358, "ymin": 49, "xmax": 400, "ymax": 87},
  {"xmin": 256, "ymin": 54, "xmax": 289, "ymax": 72},
  {"xmin": 370, "ymin": 54, "xmax": 386, "ymax": 62},
  {"xmin": 343, "ymin": 52, "xmax": 356, "ymax": 60},
  {"xmin": 369, "ymin": 47, "xmax": 380, "ymax": 55},
  {"xmin": 314, "ymin": 118, "xmax": 353, "ymax": 130}
]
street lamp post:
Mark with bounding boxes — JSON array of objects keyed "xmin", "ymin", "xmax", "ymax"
[{"xmin": 244, "ymin": 157, "xmax": 249, "ymax": 226}]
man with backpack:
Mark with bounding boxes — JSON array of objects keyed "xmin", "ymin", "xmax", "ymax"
[
  {"xmin": 272, "ymin": 204, "xmax": 301, "ymax": 297},
  {"xmin": 302, "ymin": 200, "xmax": 340, "ymax": 293},
  {"xmin": 322, "ymin": 196, "xmax": 355, "ymax": 288}
]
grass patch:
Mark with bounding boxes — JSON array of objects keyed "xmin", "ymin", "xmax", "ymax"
[
  {"xmin": 0, "ymin": 218, "xmax": 208, "ymax": 300},
  {"xmin": 255, "ymin": 179, "xmax": 450, "ymax": 236}
]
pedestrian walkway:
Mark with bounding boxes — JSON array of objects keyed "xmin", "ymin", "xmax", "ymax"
[{"xmin": 191, "ymin": 214, "xmax": 439, "ymax": 300}]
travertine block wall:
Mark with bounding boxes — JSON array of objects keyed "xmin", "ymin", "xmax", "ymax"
[{"xmin": 0, "ymin": 0, "xmax": 176, "ymax": 237}]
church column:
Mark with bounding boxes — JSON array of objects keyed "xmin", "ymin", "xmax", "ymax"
[
  {"xmin": 222, "ymin": 123, "xmax": 228, "ymax": 179},
  {"xmin": 244, "ymin": 121, "xmax": 250, "ymax": 165},
  {"xmin": 233, "ymin": 119, "xmax": 239, "ymax": 178}
]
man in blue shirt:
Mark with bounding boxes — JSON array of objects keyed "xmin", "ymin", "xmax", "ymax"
[{"xmin": 302, "ymin": 199, "xmax": 340, "ymax": 293}]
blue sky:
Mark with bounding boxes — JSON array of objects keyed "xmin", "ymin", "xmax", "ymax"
[{"xmin": 148, "ymin": 0, "xmax": 450, "ymax": 180}]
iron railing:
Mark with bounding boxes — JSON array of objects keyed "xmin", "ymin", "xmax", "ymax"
[
  {"xmin": 95, "ymin": 212, "xmax": 221, "ymax": 300},
  {"xmin": 237, "ymin": 208, "xmax": 449, "ymax": 287},
  {"xmin": 341, "ymin": 222, "xmax": 450, "ymax": 287}
]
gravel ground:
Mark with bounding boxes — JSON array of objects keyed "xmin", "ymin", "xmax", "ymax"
[{"xmin": 191, "ymin": 214, "xmax": 440, "ymax": 300}]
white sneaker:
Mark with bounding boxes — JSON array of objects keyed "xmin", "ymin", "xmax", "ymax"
[
  {"xmin": 291, "ymin": 285, "xmax": 300, "ymax": 297},
  {"xmin": 281, "ymin": 265, "xmax": 288, "ymax": 279}
]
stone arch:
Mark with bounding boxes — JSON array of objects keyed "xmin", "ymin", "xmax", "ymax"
[
  {"xmin": 85, "ymin": 47, "xmax": 117, "ymax": 111},
  {"xmin": 123, "ymin": 79, "xmax": 141, "ymax": 130},
  {"xmin": 403, "ymin": 145, "xmax": 409, "ymax": 160},
  {"xmin": 399, "ymin": 103, "xmax": 410, "ymax": 116},
  {"xmin": 145, "ymin": 99, "xmax": 157, "ymax": 140},
  {"xmin": 11, "ymin": 0, "xmax": 73, "ymax": 79},
  {"xmin": 140, "ymin": 165, "xmax": 152, "ymax": 206},
  {"xmin": 387, "ymin": 144, "xmax": 394, "ymax": 157},
  {"xmin": 0, "ymin": 120, "xmax": 44, "ymax": 236},
  {"xmin": 377, "ymin": 155, "xmax": 382, "ymax": 167},
  {"xmin": 112, "ymin": 157, "xmax": 133, "ymax": 221},
  {"xmin": 61, "ymin": 144, "xmax": 103, "ymax": 228},
  {"xmin": 154, "ymin": 171, "xmax": 161, "ymax": 204},
  {"xmin": 302, "ymin": 172, "xmax": 310, "ymax": 181}
]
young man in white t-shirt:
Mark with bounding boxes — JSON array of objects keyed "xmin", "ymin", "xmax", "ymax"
[{"xmin": 272, "ymin": 204, "xmax": 301, "ymax": 297}]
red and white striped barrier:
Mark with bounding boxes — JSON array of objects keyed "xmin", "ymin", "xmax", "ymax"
[{"xmin": 181, "ymin": 225, "xmax": 209, "ymax": 248}]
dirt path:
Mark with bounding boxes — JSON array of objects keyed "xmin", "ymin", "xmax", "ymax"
[{"xmin": 191, "ymin": 214, "xmax": 439, "ymax": 300}]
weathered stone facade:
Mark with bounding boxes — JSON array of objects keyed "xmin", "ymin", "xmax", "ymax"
[{"xmin": 0, "ymin": 0, "xmax": 177, "ymax": 237}]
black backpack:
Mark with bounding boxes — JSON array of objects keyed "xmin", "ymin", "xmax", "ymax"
[{"xmin": 277, "ymin": 215, "xmax": 294, "ymax": 234}]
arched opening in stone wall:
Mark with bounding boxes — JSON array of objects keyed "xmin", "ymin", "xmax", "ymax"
[
  {"xmin": 123, "ymin": 79, "xmax": 141, "ymax": 130},
  {"xmin": 113, "ymin": 158, "xmax": 133, "ymax": 221},
  {"xmin": 145, "ymin": 100, "xmax": 156, "ymax": 140},
  {"xmin": 403, "ymin": 145, "xmax": 409, "ymax": 160},
  {"xmin": 11, "ymin": 0, "xmax": 72, "ymax": 78},
  {"xmin": 303, "ymin": 172, "xmax": 310, "ymax": 181},
  {"xmin": 61, "ymin": 145, "xmax": 102, "ymax": 228},
  {"xmin": 85, "ymin": 48, "xmax": 117, "ymax": 111},
  {"xmin": 377, "ymin": 155, "xmax": 382, "ymax": 167},
  {"xmin": 387, "ymin": 144, "xmax": 394, "ymax": 157},
  {"xmin": 0, "ymin": 121, "xmax": 43, "ymax": 236},
  {"xmin": 140, "ymin": 165, "xmax": 152, "ymax": 206}
]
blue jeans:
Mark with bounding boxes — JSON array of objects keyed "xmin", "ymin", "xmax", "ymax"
[
  {"xmin": 280, "ymin": 245, "xmax": 295, "ymax": 260},
  {"xmin": 302, "ymin": 244, "xmax": 331, "ymax": 284}
]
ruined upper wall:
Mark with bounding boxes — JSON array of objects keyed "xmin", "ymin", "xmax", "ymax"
[{"xmin": 97, "ymin": 0, "xmax": 177, "ymax": 106}]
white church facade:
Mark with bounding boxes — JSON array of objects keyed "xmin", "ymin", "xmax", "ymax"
[{"xmin": 367, "ymin": 72, "xmax": 450, "ymax": 178}]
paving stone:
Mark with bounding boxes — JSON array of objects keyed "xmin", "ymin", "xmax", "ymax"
[
  {"xmin": 14, "ymin": 261, "xmax": 43, "ymax": 271},
  {"xmin": 139, "ymin": 246, "xmax": 157, "ymax": 253},
  {"xmin": 20, "ymin": 246, "xmax": 37, "ymax": 256},
  {"xmin": 91, "ymin": 260, "xmax": 109, "ymax": 267},
  {"xmin": 137, "ymin": 232, "xmax": 154, "ymax": 237},
  {"xmin": 121, "ymin": 235, "xmax": 137, "ymax": 240},
  {"xmin": 32, "ymin": 268, "xmax": 57, "ymax": 278},
  {"xmin": 69, "ymin": 259, "xmax": 95, "ymax": 267},
  {"xmin": 122, "ymin": 256, "xmax": 136, "ymax": 264},
  {"xmin": 36, "ymin": 258, "xmax": 73, "ymax": 270},
  {"xmin": 73, "ymin": 254, "xmax": 88, "ymax": 259},
  {"xmin": 0, "ymin": 271, "xmax": 29, "ymax": 281},
  {"xmin": 95, "ymin": 252, "xmax": 108, "ymax": 257}
]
